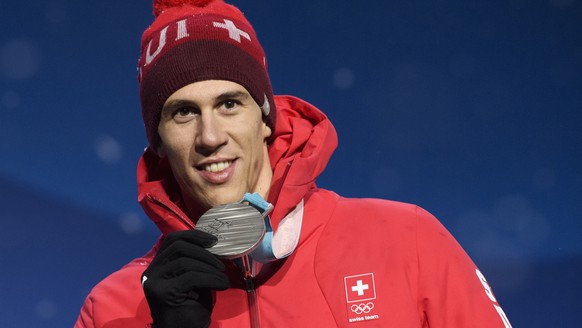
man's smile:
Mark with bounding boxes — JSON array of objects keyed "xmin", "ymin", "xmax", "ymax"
[
  {"xmin": 196, "ymin": 159, "xmax": 238, "ymax": 185},
  {"xmin": 198, "ymin": 160, "xmax": 234, "ymax": 173}
]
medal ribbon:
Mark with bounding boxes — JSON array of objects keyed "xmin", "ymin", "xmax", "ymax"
[{"xmin": 241, "ymin": 193, "xmax": 302, "ymax": 263}]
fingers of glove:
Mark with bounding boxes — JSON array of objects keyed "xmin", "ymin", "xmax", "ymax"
[
  {"xmin": 159, "ymin": 230, "xmax": 218, "ymax": 254},
  {"xmin": 151, "ymin": 239, "xmax": 224, "ymax": 271},
  {"xmin": 171, "ymin": 269, "xmax": 230, "ymax": 291},
  {"xmin": 144, "ymin": 257, "xmax": 228, "ymax": 290},
  {"xmin": 144, "ymin": 265, "xmax": 229, "ymax": 302}
]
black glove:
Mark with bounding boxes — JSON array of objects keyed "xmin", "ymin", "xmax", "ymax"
[{"xmin": 142, "ymin": 230, "xmax": 230, "ymax": 328}]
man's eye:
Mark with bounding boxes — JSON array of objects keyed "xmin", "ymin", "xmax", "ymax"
[
  {"xmin": 171, "ymin": 107, "xmax": 197, "ymax": 122},
  {"xmin": 173, "ymin": 107, "xmax": 196, "ymax": 117},
  {"xmin": 223, "ymin": 100, "xmax": 239, "ymax": 110}
]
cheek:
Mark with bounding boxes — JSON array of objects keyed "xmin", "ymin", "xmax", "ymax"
[
  {"xmin": 160, "ymin": 124, "xmax": 190, "ymax": 149},
  {"xmin": 160, "ymin": 132, "xmax": 193, "ymax": 165}
]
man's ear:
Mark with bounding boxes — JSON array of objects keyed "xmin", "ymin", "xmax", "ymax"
[
  {"xmin": 155, "ymin": 135, "xmax": 166, "ymax": 158},
  {"xmin": 262, "ymin": 121, "xmax": 272, "ymax": 140}
]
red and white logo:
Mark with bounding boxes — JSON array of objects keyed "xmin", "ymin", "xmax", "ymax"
[
  {"xmin": 345, "ymin": 273, "xmax": 376, "ymax": 303},
  {"xmin": 344, "ymin": 273, "xmax": 380, "ymax": 323}
]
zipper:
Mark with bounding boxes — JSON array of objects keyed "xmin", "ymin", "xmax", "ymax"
[
  {"xmin": 239, "ymin": 160, "xmax": 293, "ymax": 328},
  {"xmin": 241, "ymin": 255, "xmax": 261, "ymax": 328}
]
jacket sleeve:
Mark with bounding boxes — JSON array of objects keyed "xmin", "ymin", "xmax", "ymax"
[{"xmin": 415, "ymin": 206, "xmax": 512, "ymax": 328}]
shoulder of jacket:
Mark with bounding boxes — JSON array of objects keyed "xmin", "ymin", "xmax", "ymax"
[
  {"xmin": 335, "ymin": 196, "xmax": 420, "ymax": 218},
  {"xmin": 79, "ymin": 255, "xmax": 154, "ymax": 327},
  {"xmin": 89, "ymin": 259, "xmax": 147, "ymax": 297},
  {"xmin": 85, "ymin": 243, "xmax": 158, "ymax": 301}
]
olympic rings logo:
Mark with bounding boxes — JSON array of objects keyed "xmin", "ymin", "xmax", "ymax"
[{"xmin": 350, "ymin": 302, "xmax": 375, "ymax": 314}]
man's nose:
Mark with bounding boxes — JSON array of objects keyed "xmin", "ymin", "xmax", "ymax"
[{"xmin": 195, "ymin": 114, "xmax": 228, "ymax": 155}]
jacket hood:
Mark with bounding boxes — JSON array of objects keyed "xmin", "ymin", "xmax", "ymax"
[{"xmin": 137, "ymin": 95, "xmax": 337, "ymax": 235}]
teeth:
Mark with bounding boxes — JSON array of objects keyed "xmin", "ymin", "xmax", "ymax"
[{"xmin": 204, "ymin": 161, "xmax": 232, "ymax": 173}]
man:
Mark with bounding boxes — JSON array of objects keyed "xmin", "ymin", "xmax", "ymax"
[{"xmin": 76, "ymin": 0, "xmax": 511, "ymax": 327}]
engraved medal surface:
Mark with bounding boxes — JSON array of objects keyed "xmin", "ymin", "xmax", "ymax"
[{"xmin": 195, "ymin": 202, "xmax": 266, "ymax": 259}]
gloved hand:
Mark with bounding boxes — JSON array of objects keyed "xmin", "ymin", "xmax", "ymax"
[{"xmin": 142, "ymin": 230, "xmax": 230, "ymax": 328}]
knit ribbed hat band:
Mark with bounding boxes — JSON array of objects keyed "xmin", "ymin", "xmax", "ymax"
[{"xmin": 138, "ymin": 1, "xmax": 276, "ymax": 148}]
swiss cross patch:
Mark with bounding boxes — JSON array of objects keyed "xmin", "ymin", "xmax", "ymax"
[{"xmin": 344, "ymin": 273, "xmax": 380, "ymax": 323}]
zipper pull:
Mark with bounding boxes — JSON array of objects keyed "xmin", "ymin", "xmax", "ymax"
[
  {"xmin": 239, "ymin": 255, "xmax": 255, "ymax": 292},
  {"xmin": 244, "ymin": 276, "xmax": 255, "ymax": 292}
]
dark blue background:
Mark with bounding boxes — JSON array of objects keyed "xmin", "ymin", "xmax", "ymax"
[{"xmin": 1, "ymin": 1, "xmax": 580, "ymax": 327}]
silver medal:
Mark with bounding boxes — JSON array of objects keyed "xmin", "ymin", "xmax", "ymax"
[{"xmin": 195, "ymin": 202, "xmax": 266, "ymax": 259}]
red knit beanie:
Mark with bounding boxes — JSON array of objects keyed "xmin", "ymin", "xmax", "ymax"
[{"xmin": 138, "ymin": 0, "xmax": 276, "ymax": 149}]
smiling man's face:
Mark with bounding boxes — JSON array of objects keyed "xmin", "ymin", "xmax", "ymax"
[{"xmin": 158, "ymin": 80, "xmax": 273, "ymax": 219}]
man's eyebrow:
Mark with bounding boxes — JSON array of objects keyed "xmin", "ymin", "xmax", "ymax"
[
  {"xmin": 162, "ymin": 99, "xmax": 195, "ymax": 112},
  {"xmin": 215, "ymin": 90, "xmax": 250, "ymax": 102}
]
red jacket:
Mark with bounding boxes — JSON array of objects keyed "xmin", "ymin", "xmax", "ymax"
[{"xmin": 76, "ymin": 96, "xmax": 511, "ymax": 328}]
